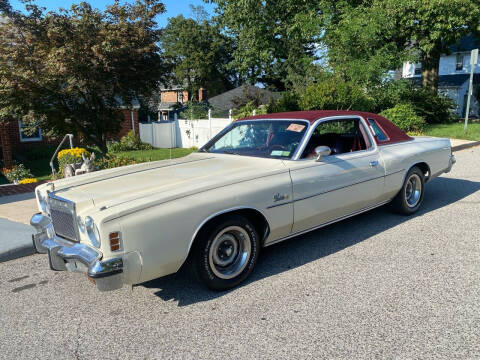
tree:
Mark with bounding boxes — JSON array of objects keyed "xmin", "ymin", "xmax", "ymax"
[
  {"xmin": 397, "ymin": 0, "xmax": 480, "ymax": 92},
  {"xmin": 0, "ymin": 0, "xmax": 166, "ymax": 152},
  {"xmin": 160, "ymin": 11, "xmax": 236, "ymax": 99},
  {"xmin": 210, "ymin": 0, "xmax": 323, "ymax": 91},
  {"xmin": 323, "ymin": 0, "xmax": 480, "ymax": 92}
]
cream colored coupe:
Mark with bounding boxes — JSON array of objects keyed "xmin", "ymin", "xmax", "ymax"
[{"xmin": 31, "ymin": 110, "xmax": 455, "ymax": 291}]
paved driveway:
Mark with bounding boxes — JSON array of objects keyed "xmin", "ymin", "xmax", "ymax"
[{"xmin": 0, "ymin": 148, "xmax": 479, "ymax": 359}]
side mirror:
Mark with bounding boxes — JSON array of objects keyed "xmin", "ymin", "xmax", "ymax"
[{"xmin": 315, "ymin": 146, "xmax": 331, "ymax": 162}]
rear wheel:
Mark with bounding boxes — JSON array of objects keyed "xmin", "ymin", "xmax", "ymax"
[
  {"xmin": 192, "ymin": 215, "xmax": 260, "ymax": 290},
  {"xmin": 391, "ymin": 166, "xmax": 425, "ymax": 215}
]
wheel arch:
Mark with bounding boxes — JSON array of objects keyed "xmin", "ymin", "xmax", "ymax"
[
  {"xmin": 185, "ymin": 207, "xmax": 270, "ymax": 262},
  {"xmin": 405, "ymin": 161, "xmax": 431, "ymax": 183}
]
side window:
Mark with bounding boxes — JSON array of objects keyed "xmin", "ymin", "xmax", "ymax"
[
  {"xmin": 302, "ymin": 118, "xmax": 370, "ymax": 158},
  {"xmin": 367, "ymin": 119, "xmax": 388, "ymax": 141}
]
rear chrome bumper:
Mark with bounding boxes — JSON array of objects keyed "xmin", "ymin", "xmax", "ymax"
[
  {"xmin": 30, "ymin": 213, "xmax": 124, "ymax": 291},
  {"xmin": 445, "ymin": 154, "xmax": 456, "ymax": 173}
]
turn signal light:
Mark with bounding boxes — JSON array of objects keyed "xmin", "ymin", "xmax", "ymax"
[{"xmin": 109, "ymin": 232, "xmax": 121, "ymax": 251}]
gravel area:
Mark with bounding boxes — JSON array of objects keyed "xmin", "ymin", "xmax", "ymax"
[{"xmin": 0, "ymin": 148, "xmax": 479, "ymax": 359}]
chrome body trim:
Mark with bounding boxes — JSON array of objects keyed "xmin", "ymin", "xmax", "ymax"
[
  {"xmin": 199, "ymin": 118, "xmax": 312, "ymax": 160},
  {"xmin": 188, "ymin": 206, "xmax": 270, "ymax": 254},
  {"xmin": 265, "ymin": 199, "xmax": 391, "ymax": 247},
  {"xmin": 292, "ymin": 115, "xmax": 378, "ymax": 160},
  {"xmin": 30, "ymin": 213, "xmax": 124, "ymax": 291},
  {"xmin": 265, "ymin": 169, "xmax": 404, "ymax": 209}
]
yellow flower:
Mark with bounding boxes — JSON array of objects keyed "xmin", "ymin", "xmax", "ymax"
[
  {"xmin": 18, "ymin": 178, "xmax": 38, "ymax": 184},
  {"xmin": 57, "ymin": 147, "xmax": 90, "ymax": 160}
]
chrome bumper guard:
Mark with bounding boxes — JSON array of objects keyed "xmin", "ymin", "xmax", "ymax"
[{"xmin": 30, "ymin": 213, "xmax": 124, "ymax": 291}]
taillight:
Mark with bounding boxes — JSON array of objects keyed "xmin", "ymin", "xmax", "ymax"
[{"xmin": 109, "ymin": 231, "xmax": 121, "ymax": 251}]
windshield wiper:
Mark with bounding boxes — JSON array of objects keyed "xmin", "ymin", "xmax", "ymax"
[
  {"xmin": 223, "ymin": 150, "xmax": 240, "ymax": 155},
  {"xmin": 198, "ymin": 148, "xmax": 209, "ymax": 153}
]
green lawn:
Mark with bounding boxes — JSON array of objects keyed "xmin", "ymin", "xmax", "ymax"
[
  {"xmin": 423, "ymin": 122, "xmax": 480, "ymax": 141},
  {"xmin": 115, "ymin": 148, "xmax": 195, "ymax": 162}
]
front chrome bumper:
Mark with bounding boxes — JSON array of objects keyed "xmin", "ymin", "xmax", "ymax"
[{"xmin": 30, "ymin": 213, "xmax": 124, "ymax": 291}]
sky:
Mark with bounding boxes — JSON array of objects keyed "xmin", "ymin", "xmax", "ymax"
[{"xmin": 9, "ymin": 0, "xmax": 217, "ymax": 27}]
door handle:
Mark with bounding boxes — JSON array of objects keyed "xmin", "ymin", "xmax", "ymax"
[{"xmin": 369, "ymin": 161, "xmax": 378, "ymax": 167}]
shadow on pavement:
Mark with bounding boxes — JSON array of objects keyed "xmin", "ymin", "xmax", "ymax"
[{"xmin": 140, "ymin": 177, "xmax": 480, "ymax": 306}]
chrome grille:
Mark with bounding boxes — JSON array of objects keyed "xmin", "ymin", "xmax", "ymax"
[{"xmin": 48, "ymin": 194, "xmax": 79, "ymax": 242}]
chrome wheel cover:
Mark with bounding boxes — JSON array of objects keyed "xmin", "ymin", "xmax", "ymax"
[
  {"xmin": 208, "ymin": 226, "xmax": 251, "ymax": 280},
  {"xmin": 404, "ymin": 173, "xmax": 422, "ymax": 208}
]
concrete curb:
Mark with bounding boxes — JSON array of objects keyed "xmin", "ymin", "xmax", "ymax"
[
  {"xmin": 0, "ymin": 243, "xmax": 34, "ymax": 263},
  {"xmin": 0, "ymin": 218, "xmax": 36, "ymax": 263},
  {"xmin": 452, "ymin": 141, "xmax": 480, "ymax": 152}
]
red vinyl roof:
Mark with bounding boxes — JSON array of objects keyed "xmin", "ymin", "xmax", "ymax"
[{"xmin": 238, "ymin": 110, "xmax": 413, "ymax": 145}]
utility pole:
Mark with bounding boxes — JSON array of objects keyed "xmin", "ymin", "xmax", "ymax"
[{"xmin": 464, "ymin": 48, "xmax": 478, "ymax": 133}]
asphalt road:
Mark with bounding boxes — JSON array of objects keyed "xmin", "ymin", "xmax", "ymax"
[{"xmin": 0, "ymin": 148, "xmax": 479, "ymax": 359}]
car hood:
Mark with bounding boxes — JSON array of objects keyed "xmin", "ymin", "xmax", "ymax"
[{"xmin": 50, "ymin": 152, "xmax": 287, "ymax": 213}]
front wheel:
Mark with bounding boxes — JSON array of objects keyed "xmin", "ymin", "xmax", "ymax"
[
  {"xmin": 391, "ymin": 166, "xmax": 425, "ymax": 215},
  {"xmin": 192, "ymin": 215, "xmax": 260, "ymax": 291}
]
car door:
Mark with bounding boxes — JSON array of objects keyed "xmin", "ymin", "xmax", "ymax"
[{"xmin": 289, "ymin": 117, "xmax": 386, "ymax": 233}]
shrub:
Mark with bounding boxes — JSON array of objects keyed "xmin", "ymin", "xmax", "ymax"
[
  {"xmin": 370, "ymin": 80, "xmax": 457, "ymax": 124},
  {"xmin": 407, "ymin": 89, "xmax": 457, "ymax": 124},
  {"xmin": 95, "ymin": 154, "xmax": 136, "ymax": 170},
  {"xmin": 380, "ymin": 104, "xmax": 426, "ymax": 132},
  {"xmin": 299, "ymin": 77, "xmax": 374, "ymax": 112},
  {"xmin": 18, "ymin": 178, "xmax": 38, "ymax": 184},
  {"xmin": 233, "ymin": 102, "xmax": 267, "ymax": 119},
  {"xmin": 179, "ymin": 101, "xmax": 209, "ymax": 119},
  {"xmin": 2, "ymin": 164, "xmax": 34, "ymax": 183},
  {"xmin": 266, "ymin": 92, "xmax": 300, "ymax": 113},
  {"xmin": 107, "ymin": 131, "xmax": 153, "ymax": 152},
  {"xmin": 57, "ymin": 147, "xmax": 90, "ymax": 176}
]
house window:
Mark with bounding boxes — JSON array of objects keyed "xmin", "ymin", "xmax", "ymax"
[
  {"xmin": 18, "ymin": 121, "xmax": 42, "ymax": 142},
  {"xmin": 414, "ymin": 63, "xmax": 421, "ymax": 75},
  {"xmin": 456, "ymin": 54, "xmax": 464, "ymax": 71},
  {"xmin": 177, "ymin": 91, "xmax": 183, "ymax": 102}
]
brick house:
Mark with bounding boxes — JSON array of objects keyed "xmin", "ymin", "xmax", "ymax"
[
  {"xmin": 157, "ymin": 85, "xmax": 207, "ymax": 121},
  {"xmin": 0, "ymin": 105, "xmax": 140, "ymax": 167}
]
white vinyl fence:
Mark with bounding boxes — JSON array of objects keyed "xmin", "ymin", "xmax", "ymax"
[{"xmin": 139, "ymin": 113, "xmax": 232, "ymax": 149}]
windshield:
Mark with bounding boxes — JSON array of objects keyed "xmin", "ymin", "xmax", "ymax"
[{"xmin": 202, "ymin": 120, "xmax": 308, "ymax": 159}]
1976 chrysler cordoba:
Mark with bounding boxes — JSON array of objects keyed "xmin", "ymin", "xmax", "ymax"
[{"xmin": 31, "ymin": 110, "xmax": 456, "ymax": 291}]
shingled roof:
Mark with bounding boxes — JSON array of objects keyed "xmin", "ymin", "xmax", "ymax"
[{"xmin": 208, "ymin": 85, "xmax": 281, "ymax": 111}]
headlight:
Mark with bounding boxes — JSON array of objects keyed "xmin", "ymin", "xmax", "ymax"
[{"xmin": 85, "ymin": 216, "xmax": 101, "ymax": 248}]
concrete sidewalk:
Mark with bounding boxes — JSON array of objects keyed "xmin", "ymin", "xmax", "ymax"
[{"xmin": 0, "ymin": 192, "xmax": 37, "ymax": 225}]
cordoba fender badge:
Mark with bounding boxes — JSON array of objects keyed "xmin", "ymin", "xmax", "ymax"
[{"xmin": 273, "ymin": 193, "xmax": 289, "ymax": 202}]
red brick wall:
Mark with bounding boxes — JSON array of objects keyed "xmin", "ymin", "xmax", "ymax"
[
  {"xmin": 161, "ymin": 90, "xmax": 189, "ymax": 103},
  {"xmin": 0, "ymin": 109, "xmax": 139, "ymax": 163},
  {"xmin": 113, "ymin": 109, "xmax": 139, "ymax": 140},
  {"xmin": 0, "ymin": 123, "xmax": 13, "ymax": 167}
]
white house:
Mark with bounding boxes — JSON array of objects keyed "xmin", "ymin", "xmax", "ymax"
[{"xmin": 401, "ymin": 35, "xmax": 480, "ymax": 117}]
